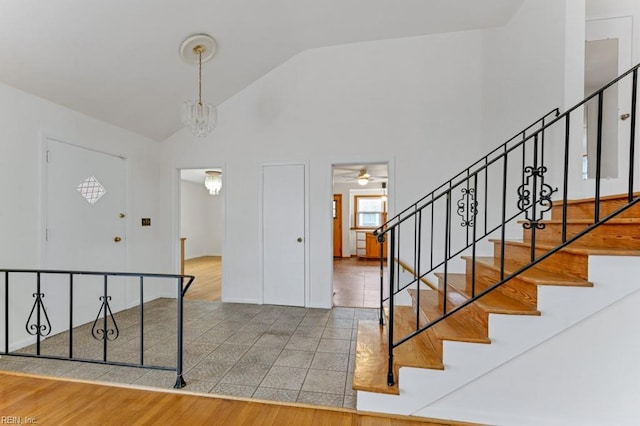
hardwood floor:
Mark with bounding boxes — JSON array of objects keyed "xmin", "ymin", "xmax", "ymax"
[
  {"xmin": 184, "ymin": 256, "xmax": 221, "ymax": 301},
  {"xmin": 0, "ymin": 371, "xmax": 471, "ymax": 425},
  {"xmin": 333, "ymin": 257, "xmax": 384, "ymax": 308},
  {"xmin": 184, "ymin": 255, "xmax": 381, "ymax": 306}
]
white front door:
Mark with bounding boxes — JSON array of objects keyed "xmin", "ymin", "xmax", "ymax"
[
  {"xmin": 262, "ymin": 164, "xmax": 306, "ymax": 306},
  {"xmin": 44, "ymin": 138, "xmax": 127, "ymax": 332}
]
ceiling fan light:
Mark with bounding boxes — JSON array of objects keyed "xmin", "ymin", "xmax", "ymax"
[{"xmin": 357, "ymin": 176, "xmax": 369, "ymax": 186}]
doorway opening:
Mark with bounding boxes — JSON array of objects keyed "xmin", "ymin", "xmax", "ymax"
[
  {"xmin": 331, "ymin": 163, "xmax": 388, "ymax": 308},
  {"xmin": 180, "ymin": 168, "xmax": 224, "ymax": 301}
]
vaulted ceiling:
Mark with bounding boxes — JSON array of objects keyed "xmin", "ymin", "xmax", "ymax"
[{"xmin": 0, "ymin": 0, "xmax": 523, "ymax": 141}]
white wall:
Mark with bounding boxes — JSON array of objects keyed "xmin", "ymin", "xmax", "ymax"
[
  {"xmin": 481, "ymin": 0, "xmax": 571, "ymax": 144},
  {"xmin": 163, "ymin": 30, "xmax": 488, "ymax": 308},
  {"xmin": 162, "ymin": 0, "xmax": 586, "ymax": 308},
  {"xmin": 0, "ymin": 81, "xmax": 172, "ymax": 349},
  {"xmin": 180, "ymin": 180, "xmax": 223, "ymax": 259},
  {"xmin": 474, "ymin": 0, "xmax": 584, "ymax": 242}
]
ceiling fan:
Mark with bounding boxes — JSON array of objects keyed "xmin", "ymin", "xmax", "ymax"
[
  {"xmin": 334, "ymin": 167, "xmax": 387, "ymax": 186},
  {"xmin": 356, "ymin": 169, "xmax": 371, "ymax": 186}
]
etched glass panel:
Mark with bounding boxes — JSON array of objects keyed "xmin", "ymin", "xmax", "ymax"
[{"xmin": 77, "ymin": 176, "xmax": 106, "ymax": 205}]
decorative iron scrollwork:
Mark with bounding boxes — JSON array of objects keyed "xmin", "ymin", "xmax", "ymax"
[
  {"xmin": 91, "ymin": 296, "xmax": 120, "ymax": 341},
  {"xmin": 517, "ymin": 166, "xmax": 557, "ymax": 229},
  {"xmin": 456, "ymin": 188, "xmax": 478, "ymax": 227},
  {"xmin": 25, "ymin": 292, "xmax": 52, "ymax": 337}
]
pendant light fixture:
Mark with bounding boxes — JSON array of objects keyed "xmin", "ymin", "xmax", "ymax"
[
  {"xmin": 180, "ymin": 34, "xmax": 217, "ymax": 137},
  {"xmin": 204, "ymin": 170, "xmax": 222, "ymax": 195}
]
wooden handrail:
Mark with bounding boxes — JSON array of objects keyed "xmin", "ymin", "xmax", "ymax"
[
  {"xmin": 180, "ymin": 238, "xmax": 187, "ymax": 275},
  {"xmin": 394, "ymin": 257, "xmax": 437, "ymax": 291}
]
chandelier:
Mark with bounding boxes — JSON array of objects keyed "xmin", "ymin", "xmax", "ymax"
[
  {"xmin": 204, "ymin": 171, "xmax": 222, "ymax": 195},
  {"xmin": 180, "ymin": 34, "xmax": 218, "ymax": 137}
]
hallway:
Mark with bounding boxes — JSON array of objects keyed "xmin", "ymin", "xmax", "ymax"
[
  {"xmin": 184, "ymin": 256, "xmax": 222, "ymax": 301},
  {"xmin": 333, "ymin": 257, "xmax": 385, "ymax": 308}
]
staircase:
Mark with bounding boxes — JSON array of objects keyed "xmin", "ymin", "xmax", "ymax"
[{"xmin": 352, "ymin": 64, "xmax": 640, "ymax": 424}]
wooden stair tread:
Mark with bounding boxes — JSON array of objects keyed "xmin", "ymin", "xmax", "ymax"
[
  {"xmin": 353, "ymin": 320, "xmax": 399, "ymax": 395},
  {"xmin": 490, "ymin": 239, "xmax": 640, "ymax": 256},
  {"xmin": 462, "ymin": 256, "xmax": 593, "ymax": 287},
  {"xmin": 385, "ymin": 306, "xmax": 445, "ymax": 371},
  {"xmin": 353, "ymin": 309, "xmax": 444, "ymax": 395},
  {"xmin": 436, "ymin": 273, "xmax": 540, "ymax": 316},
  {"xmin": 407, "ymin": 289, "xmax": 490, "ymax": 344},
  {"xmin": 553, "ymin": 192, "xmax": 640, "ymax": 205}
]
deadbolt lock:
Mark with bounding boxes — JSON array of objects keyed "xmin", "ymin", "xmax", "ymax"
[
  {"xmin": 114, "ymin": 236, "xmax": 122, "ymax": 243},
  {"xmin": 119, "ymin": 213, "xmax": 126, "ymax": 218},
  {"xmin": 297, "ymin": 237, "xmax": 303, "ymax": 243}
]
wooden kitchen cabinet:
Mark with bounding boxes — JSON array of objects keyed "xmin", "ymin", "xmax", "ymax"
[{"xmin": 356, "ymin": 230, "xmax": 387, "ymax": 259}]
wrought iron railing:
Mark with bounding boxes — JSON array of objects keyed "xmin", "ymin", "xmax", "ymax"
[
  {"xmin": 375, "ymin": 63, "xmax": 640, "ymax": 386},
  {"xmin": 1, "ymin": 268, "xmax": 194, "ymax": 388}
]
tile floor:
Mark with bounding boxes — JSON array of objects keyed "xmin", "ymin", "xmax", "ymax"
[{"xmin": 0, "ymin": 299, "xmax": 381, "ymax": 409}]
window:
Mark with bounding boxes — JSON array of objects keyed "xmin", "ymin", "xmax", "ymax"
[{"xmin": 354, "ymin": 195, "xmax": 386, "ymax": 228}]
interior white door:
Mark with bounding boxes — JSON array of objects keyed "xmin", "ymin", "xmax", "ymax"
[
  {"xmin": 584, "ymin": 17, "xmax": 632, "ymax": 192},
  {"xmin": 44, "ymin": 139, "xmax": 127, "ymax": 332},
  {"xmin": 262, "ymin": 164, "xmax": 305, "ymax": 306}
]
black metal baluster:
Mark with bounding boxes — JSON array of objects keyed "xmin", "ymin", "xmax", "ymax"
[
  {"xmin": 471, "ymin": 173, "xmax": 478, "ymax": 297},
  {"xmin": 69, "ymin": 274, "xmax": 73, "ymax": 359},
  {"xmin": 484, "ymin": 157, "xmax": 488, "ymax": 235},
  {"xmin": 529, "ymin": 135, "xmax": 540, "ymax": 263},
  {"xmin": 378, "ymin": 232, "xmax": 384, "ymax": 326},
  {"xmin": 25, "ymin": 275, "xmax": 51, "ymax": 346},
  {"xmin": 36, "ymin": 272, "xmax": 41, "ymax": 355},
  {"xmin": 387, "ymin": 227, "xmax": 396, "ymax": 386},
  {"xmin": 629, "ymin": 69, "xmax": 638, "ymax": 202},
  {"xmin": 500, "ymin": 150, "xmax": 508, "ymax": 280},
  {"xmin": 174, "ymin": 276, "xmax": 186, "ymax": 388},
  {"xmin": 595, "ymin": 91, "xmax": 604, "ymax": 221},
  {"xmin": 430, "ymin": 199, "xmax": 434, "ymax": 270},
  {"xmin": 416, "ymin": 209, "xmax": 422, "ymax": 330},
  {"xmin": 103, "ymin": 275, "xmax": 108, "ymax": 362},
  {"xmin": 562, "ymin": 115, "xmax": 571, "ymax": 243},
  {"xmin": 443, "ymin": 191, "xmax": 451, "ymax": 315},
  {"xmin": 4, "ymin": 272, "xmax": 8, "ymax": 354},
  {"xmin": 541, "ymin": 117, "xmax": 546, "ymax": 168},
  {"xmin": 465, "ymin": 171, "xmax": 470, "ymax": 246},
  {"xmin": 140, "ymin": 276, "xmax": 145, "ymax": 366},
  {"xmin": 396, "ymin": 221, "xmax": 401, "ymax": 296},
  {"xmin": 447, "ymin": 184, "xmax": 452, "ymax": 260},
  {"xmin": 522, "ymin": 132, "xmax": 526, "ymax": 191},
  {"xmin": 413, "ymin": 206, "xmax": 419, "ymax": 330}
]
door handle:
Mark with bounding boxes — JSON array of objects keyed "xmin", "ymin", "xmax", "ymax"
[
  {"xmin": 114, "ymin": 236, "xmax": 122, "ymax": 243},
  {"xmin": 297, "ymin": 237, "xmax": 303, "ymax": 243}
]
